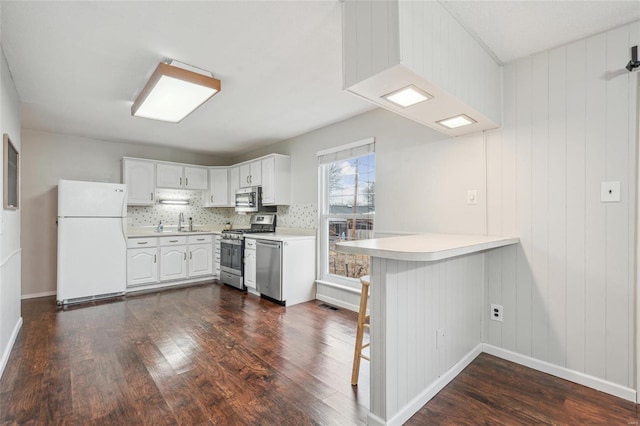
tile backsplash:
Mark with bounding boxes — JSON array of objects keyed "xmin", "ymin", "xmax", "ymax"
[{"xmin": 127, "ymin": 190, "xmax": 317, "ymax": 230}]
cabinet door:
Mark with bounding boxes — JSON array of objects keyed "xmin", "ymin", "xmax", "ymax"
[
  {"xmin": 160, "ymin": 245, "xmax": 188, "ymax": 281},
  {"xmin": 249, "ymin": 161, "xmax": 262, "ymax": 186},
  {"xmin": 127, "ymin": 247, "xmax": 158, "ymax": 286},
  {"xmin": 188, "ymin": 243, "xmax": 213, "ymax": 277},
  {"xmin": 239, "ymin": 164, "xmax": 252, "ymax": 188},
  {"xmin": 228, "ymin": 166, "xmax": 240, "ymax": 202},
  {"xmin": 206, "ymin": 168, "xmax": 228, "ymax": 207},
  {"xmin": 184, "ymin": 166, "xmax": 208, "ymax": 190},
  {"xmin": 123, "ymin": 160, "xmax": 155, "ymax": 205},
  {"xmin": 156, "ymin": 164, "xmax": 184, "ymax": 188},
  {"xmin": 244, "ymin": 249, "xmax": 257, "ymax": 290},
  {"xmin": 261, "ymin": 157, "xmax": 275, "ymax": 205}
]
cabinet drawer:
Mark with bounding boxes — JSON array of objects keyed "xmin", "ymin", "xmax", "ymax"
[
  {"xmin": 245, "ymin": 238, "xmax": 257, "ymax": 249},
  {"xmin": 127, "ymin": 237, "xmax": 158, "ymax": 248},
  {"xmin": 187, "ymin": 234, "xmax": 212, "ymax": 244},
  {"xmin": 160, "ymin": 236, "xmax": 188, "ymax": 246}
]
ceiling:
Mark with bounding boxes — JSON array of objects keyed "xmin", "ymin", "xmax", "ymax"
[{"xmin": 2, "ymin": 1, "xmax": 638, "ymax": 157}]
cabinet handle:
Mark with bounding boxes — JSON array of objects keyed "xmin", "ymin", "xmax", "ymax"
[
  {"xmin": 179, "ymin": 177, "xmax": 182, "ymax": 186},
  {"xmin": 169, "ymin": 240, "xmax": 178, "ymax": 243},
  {"xmin": 184, "ymin": 252, "xmax": 186, "ymax": 260},
  {"xmin": 186, "ymin": 178, "xmax": 189, "ymax": 186},
  {"xmin": 151, "ymin": 192, "xmax": 154, "ymax": 201},
  {"xmin": 137, "ymin": 241, "xmax": 148, "ymax": 245},
  {"xmin": 197, "ymin": 238, "xmax": 205, "ymax": 241},
  {"xmin": 154, "ymin": 254, "xmax": 157, "ymax": 263},
  {"xmin": 190, "ymin": 252, "xmax": 192, "ymax": 259},
  {"xmin": 210, "ymin": 195, "xmax": 213, "ymax": 203}
]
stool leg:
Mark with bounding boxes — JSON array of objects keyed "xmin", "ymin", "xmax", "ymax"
[{"xmin": 351, "ymin": 283, "xmax": 369, "ymax": 386}]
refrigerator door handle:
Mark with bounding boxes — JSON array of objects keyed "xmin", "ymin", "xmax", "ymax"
[{"xmin": 120, "ymin": 188, "xmax": 128, "ymax": 240}]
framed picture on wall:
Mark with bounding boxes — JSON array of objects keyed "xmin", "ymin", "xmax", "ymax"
[{"xmin": 4, "ymin": 133, "xmax": 19, "ymax": 210}]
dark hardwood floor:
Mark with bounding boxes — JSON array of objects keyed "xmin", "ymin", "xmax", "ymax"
[{"xmin": 0, "ymin": 282, "xmax": 638, "ymax": 425}]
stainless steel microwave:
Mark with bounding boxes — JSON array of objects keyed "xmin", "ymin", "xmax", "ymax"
[{"xmin": 235, "ymin": 186, "xmax": 276, "ymax": 213}]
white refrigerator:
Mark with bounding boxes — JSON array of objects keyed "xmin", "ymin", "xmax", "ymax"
[{"xmin": 57, "ymin": 179, "xmax": 128, "ymax": 305}]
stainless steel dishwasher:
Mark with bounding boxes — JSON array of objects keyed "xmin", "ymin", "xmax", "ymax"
[{"xmin": 256, "ymin": 240, "xmax": 283, "ymax": 304}]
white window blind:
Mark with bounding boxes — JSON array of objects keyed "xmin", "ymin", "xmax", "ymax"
[{"xmin": 317, "ymin": 137, "xmax": 375, "ymax": 165}]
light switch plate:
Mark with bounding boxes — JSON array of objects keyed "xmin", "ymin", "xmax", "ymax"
[
  {"xmin": 601, "ymin": 181, "xmax": 621, "ymax": 203},
  {"xmin": 467, "ymin": 190, "xmax": 478, "ymax": 205}
]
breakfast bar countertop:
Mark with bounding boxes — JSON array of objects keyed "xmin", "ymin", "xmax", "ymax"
[{"xmin": 336, "ymin": 233, "xmax": 519, "ymax": 262}]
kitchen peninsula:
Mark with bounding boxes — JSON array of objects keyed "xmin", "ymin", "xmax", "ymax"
[{"xmin": 337, "ymin": 233, "xmax": 518, "ymax": 426}]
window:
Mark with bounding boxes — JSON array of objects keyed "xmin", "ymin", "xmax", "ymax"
[{"xmin": 318, "ymin": 138, "xmax": 375, "ymax": 287}]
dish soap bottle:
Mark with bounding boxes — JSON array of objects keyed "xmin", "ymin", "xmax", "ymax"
[{"xmin": 157, "ymin": 221, "xmax": 163, "ymax": 233}]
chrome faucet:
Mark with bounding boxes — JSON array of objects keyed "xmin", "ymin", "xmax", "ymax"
[{"xmin": 178, "ymin": 212, "xmax": 184, "ymax": 232}]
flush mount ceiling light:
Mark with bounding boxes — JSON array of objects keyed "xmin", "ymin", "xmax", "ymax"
[
  {"xmin": 131, "ymin": 60, "xmax": 221, "ymax": 123},
  {"xmin": 381, "ymin": 85, "xmax": 433, "ymax": 108},
  {"xmin": 437, "ymin": 114, "xmax": 477, "ymax": 129}
]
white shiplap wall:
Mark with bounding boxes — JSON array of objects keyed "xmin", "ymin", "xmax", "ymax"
[
  {"xmin": 397, "ymin": 0, "xmax": 502, "ymax": 125},
  {"xmin": 486, "ymin": 22, "xmax": 639, "ymax": 389},
  {"xmin": 342, "ymin": 0, "xmax": 501, "ymax": 127}
]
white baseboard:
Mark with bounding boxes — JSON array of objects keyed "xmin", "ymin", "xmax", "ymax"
[
  {"xmin": 21, "ymin": 290, "xmax": 56, "ymax": 300},
  {"xmin": 315, "ymin": 293, "xmax": 359, "ymax": 312},
  {"xmin": 482, "ymin": 344, "xmax": 636, "ymax": 403},
  {"xmin": 368, "ymin": 343, "xmax": 483, "ymax": 426},
  {"xmin": 0, "ymin": 317, "xmax": 23, "ymax": 379}
]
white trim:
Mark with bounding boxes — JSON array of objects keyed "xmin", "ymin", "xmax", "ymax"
[
  {"xmin": 368, "ymin": 344, "xmax": 483, "ymax": 426},
  {"xmin": 22, "ymin": 290, "xmax": 56, "ymax": 300},
  {"xmin": 316, "ymin": 137, "xmax": 375, "ymax": 157},
  {"xmin": 315, "ymin": 293, "xmax": 360, "ymax": 313},
  {"xmin": 0, "ymin": 248, "xmax": 21, "ymax": 268},
  {"xmin": 315, "ymin": 279, "xmax": 361, "ymax": 294},
  {"xmin": 0, "ymin": 317, "xmax": 22, "ymax": 379},
  {"xmin": 483, "ymin": 344, "xmax": 636, "ymax": 402},
  {"xmin": 125, "ymin": 277, "xmax": 213, "ymax": 294}
]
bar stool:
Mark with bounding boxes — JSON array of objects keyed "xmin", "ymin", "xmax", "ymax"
[{"xmin": 351, "ymin": 275, "xmax": 370, "ymax": 386}]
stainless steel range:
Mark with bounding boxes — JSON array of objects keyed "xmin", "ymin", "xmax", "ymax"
[{"xmin": 219, "ymin": 213, "xmax": 276, "ymax": 290}]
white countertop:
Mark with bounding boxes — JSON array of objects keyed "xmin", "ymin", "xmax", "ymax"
[
  {"xmin": 336, "ymin": 233, "xmax": 519, "ymax": 262},
  {"xmin": 244, "ymin": 232, "xmax": 316, "ymax": 242},
  {"xmin": 127, "ymin": 226, "xmax": 315, "ymax": 241}
]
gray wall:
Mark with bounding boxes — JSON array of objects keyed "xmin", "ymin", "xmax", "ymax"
[
  {"xmin": 0, "ymin": 46, "xmax": 22, "ymax": 377},
  {"xmin": 233, "ymin": 107, "xmax": 489, "ymax": 236}
]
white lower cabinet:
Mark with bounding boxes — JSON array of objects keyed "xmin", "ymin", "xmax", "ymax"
[
  {"xmin": 160, "ymin": 245, "xmax": 188, "ymax": 281},
  {"xmin": 188, "ymin": 243, "xmax": 213, "ymax": 277},
  {"xmin": 128, "ymin": 234, "xmax": 219, "ymax": 290},
  {"xmin": 244, "ymin": 238, "xmax": 257, "ymax": 294},
  {"xmin": 127, "ymin": 247, "xmax": 158, "ymax": 286}
]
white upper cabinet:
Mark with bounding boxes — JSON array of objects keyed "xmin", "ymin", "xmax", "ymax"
[
  {"xmin": 239, "ymin": 161, "xmax": 262, "ymax": 188},
  {"xmin": 156, "ymin": 163, "xmax": 208, "ymax": 190},
  {"xmin": 261, "ymin": 155, "xmax": 290, "ymax": 205},
  {"xmin": 203, "ymin": 167, "xmax": 229, "ymax": 207},
  {"xmin": 184, "ymin": 166, "xmax": 208, "ymax": 190},
  {"xmin": 342, "ymin": 0, "xmax": 501, "ymax": 136},
  {"xmin": 122, "ymin": 158, "xmax": 155, "ymax": 206},
  {"xmin": 228, "ymin": 166, "xmax": 240, "ymax": 202},
  {"xmin": 156, "ymin": 163, "xmax": 184, "ymax": 189}
]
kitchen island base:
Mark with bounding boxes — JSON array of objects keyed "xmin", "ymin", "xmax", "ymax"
[{"xmin": 337, "ymin": 233, "xmax": 518, "ymax": 425}]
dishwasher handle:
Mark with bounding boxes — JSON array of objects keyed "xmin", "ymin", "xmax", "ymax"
[{"xmin": 256, "ymin": 240, "xmax": 281, "ymax": 249}]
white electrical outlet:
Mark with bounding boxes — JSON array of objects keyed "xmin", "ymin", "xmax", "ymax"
[
  {"xmin": 490, "ymin": 304, "xmax": 503, "ymax": 322},
  {"xmin": 601, "ymin": 181, "xmax": 621, "ymax": 203},
  {"xmin": 467, "ymin": 190, "xmax": 478, "ymax": 205}
]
